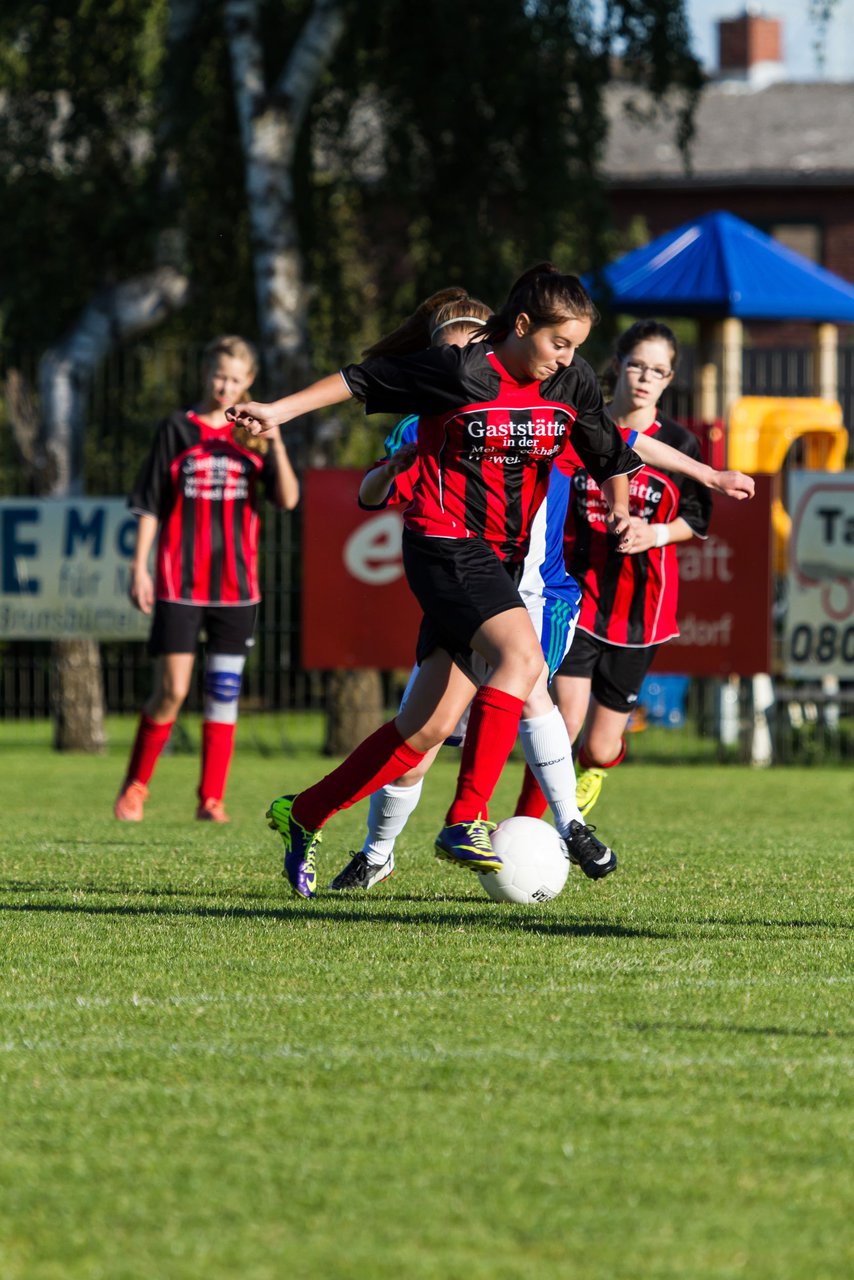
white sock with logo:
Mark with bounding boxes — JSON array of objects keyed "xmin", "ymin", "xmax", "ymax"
[
  {"xmin": 517, "ymin": 707, "xmax": 583, "ymax": 838},
  {"xmin": 362, "ymin": 780, "xmax": 424, "ymax": 865}
]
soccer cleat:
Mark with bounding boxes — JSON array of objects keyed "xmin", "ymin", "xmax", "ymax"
[
  {"xmin": 266, "ymin": 794, "xmax": 320, "ymax": 899},
  {"xmin": 114, "ymin": 780, "xmax": 148, "ymax": 821},
  {"xmin": 435, "ymin": 819, "xmax": 501, "ymax": 873},
  {"xmin": 328, "ymin": 850, "xmax": 395, "ymax": 892},
  {"xmin": 576, "ymin": 766, "xmax": 607, "ymax": 818},
  {"xmin": 564, "ymin": 820, "xmax": 617, "ymax": 880},
  {"xmin": 196, "ymin": 797, "xmax": 230, "ymax": 823}
]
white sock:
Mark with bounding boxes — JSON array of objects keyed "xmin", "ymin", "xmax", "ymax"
[
  {"xmin": 362, "ymin": 780, "xmax": 424, "ymax": 865},
  {"xmin": 517, "ymin": 707, "xmax": 582, "ymax": 838}
]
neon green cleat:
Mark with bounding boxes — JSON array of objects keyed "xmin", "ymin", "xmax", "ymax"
[
  {"xmin": 435, "ymin": 819, "xmax": 501, "ymax": 873},
  {"xmin": 266, "ymin": 794, "xmax": 321, "ymax": 899},
  {"xmin": 576, "ymin": 766, "xmax": 607, "ymax": 819}
]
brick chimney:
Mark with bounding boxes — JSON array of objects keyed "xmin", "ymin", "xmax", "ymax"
[{"xmin": 718, "ymin": 10, "xmax": 784, "ymax": 85}]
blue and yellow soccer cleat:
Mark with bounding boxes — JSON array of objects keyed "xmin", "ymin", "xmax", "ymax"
[
  {"xmin": 266, "ymin": 794, "xmax": 321, "ymax": 899},
  {"xmin": 575, "ymin": 766, "xmax": 607, "ymax": 819},
  {"xmin": 435, "ymin": 818, "xmax": 501, "ymax": 873}
]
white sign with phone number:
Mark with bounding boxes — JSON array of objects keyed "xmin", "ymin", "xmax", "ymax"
[
  {"xmin": 784, "ymin": 472, "xmax": 854, "ymax": 677},
  {"xmin": 0, "ymin": 498, "xmax": 148, "ymax": 639}
]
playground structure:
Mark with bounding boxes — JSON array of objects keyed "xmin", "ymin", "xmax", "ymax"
[{"xmin": 726, "ymin": 396, "xmax": 850, "ymax": 575}]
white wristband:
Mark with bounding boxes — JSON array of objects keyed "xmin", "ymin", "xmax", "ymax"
[{"xmin": 653, "ymin": 523, "xmax": 672, "ymax": 548}]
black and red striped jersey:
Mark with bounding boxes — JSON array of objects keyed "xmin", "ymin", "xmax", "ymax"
[
  {"xmin": 342, "ymin": 343, "xmax": 640, "ymax": 563},
  {"xmin": 564, "ymin": 415, "xmax": 712, "ymax": 646},
  {"xmin": 130, "ymin": 410, "xmax": 279, "ymax": 605}
]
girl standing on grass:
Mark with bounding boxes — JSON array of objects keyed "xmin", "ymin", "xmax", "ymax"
[
  {"xmin": 517, "ymin": 319, "xmax": 724, "ymax": 822},
  {"xmin": 114, "ymin": 335, "xmax": 299, "ymax": 824},
  {"xmin": 228, "ymin": 265, "xmax": 642, "ymax": 899}
]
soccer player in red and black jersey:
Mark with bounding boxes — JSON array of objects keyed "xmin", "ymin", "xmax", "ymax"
[
  {"xmin": 556, "ymin": 320, "xmax": 719, "ymax": 816},
  {"xmin": 114, "ymin": 335, "xmax": 299, "ymax": 824},
  {"xmin": 228, "ymin": 265, "xmax": 644, "ymax": 898}
]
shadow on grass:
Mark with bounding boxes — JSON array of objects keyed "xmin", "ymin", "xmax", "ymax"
[
  {"xmin": 0, "ymin": 891, "xmax": 665, "ymax": 939},
  {"xmin": 684, "ymin": 916, "xmax": 847, "ymax": 931},
  {"xmin": 629, "ymin": 1020, "xmax": 851, "ymax": 1040}
]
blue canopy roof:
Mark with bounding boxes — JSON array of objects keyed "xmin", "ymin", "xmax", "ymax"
[{"xmin": 587, "ymin": 211, "xmax": 854, "ymax": 323}]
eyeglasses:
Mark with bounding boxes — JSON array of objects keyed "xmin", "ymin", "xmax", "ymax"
[{"xmin": 624, "ymin": 359, "xmax": 673, "ymax": 382}]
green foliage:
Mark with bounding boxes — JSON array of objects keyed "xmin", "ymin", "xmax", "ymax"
[
  {"xmin": 0, "ymin": 727, "xmax": 852, "ymax": 1278},
  {"xmin": 0, "ymin": 1, "xmax": 169, "ymax": 345},
  {"xmin": 0, "ymin": 0, "xmax": 702, "ymax": 468}
]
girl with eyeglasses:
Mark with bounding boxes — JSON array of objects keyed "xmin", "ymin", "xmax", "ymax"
[{"xmin": 517, "ymin": 319, "xmax": 717, "ymax": 821}]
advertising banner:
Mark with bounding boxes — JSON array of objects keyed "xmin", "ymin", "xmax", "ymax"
[
  {"xmin": 301, "ymin": 470, "xmax": 422, "ymax": 669},
  {"xmin": 783, "ymin": 472, "xmax": 854, "ymax": 678},
  {"xmin": 661, "ymin": 474, "xmax": 774, "ymax": 676},
  {"xmin": 0, "ymin": 498, "xmax": 148, "ymax": 639},
  {"xmin": 303, "ymin": 470, "xmax": 775, "ymax": 676}
]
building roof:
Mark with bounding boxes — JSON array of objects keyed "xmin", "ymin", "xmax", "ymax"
[{"xmin": 603, "ymin": 81, "xmax": 854, "ymax": 186}]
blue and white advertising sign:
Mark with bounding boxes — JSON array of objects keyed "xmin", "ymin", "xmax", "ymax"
[
  {"xmin": 784, "ymin": 472, "xmax": 854, "ymax": 677},
  {"xmin": 0, "ymin": 499, "xmax": 148, "ymax": 639}
]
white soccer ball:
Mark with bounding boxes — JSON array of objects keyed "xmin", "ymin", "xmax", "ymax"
[{"xmin": 477, "ymin": 816, "xmax": 570, "ymax": 904}]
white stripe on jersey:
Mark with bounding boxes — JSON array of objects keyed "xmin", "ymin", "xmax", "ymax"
[{"xmin": 519, "ymin": 462, "xmax": 581, "ymax": 610}]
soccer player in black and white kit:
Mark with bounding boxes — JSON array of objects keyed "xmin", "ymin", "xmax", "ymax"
[{"xmin": 228, "ymin": 266, "xmax": 644, "ymax": 898}]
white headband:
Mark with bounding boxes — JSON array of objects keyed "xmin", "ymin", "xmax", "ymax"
[{"xmin": 429, "ymin": 316, "xmax": 487, "ymax": 341}]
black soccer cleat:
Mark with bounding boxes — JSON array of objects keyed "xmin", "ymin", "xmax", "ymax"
[
  {"xmin": 564, "ymin": 820, "xmax": 618, "ymax": 880},
  {"xmin": 328, "ymin": 850, "xmax": 395, "ymax": 891}
]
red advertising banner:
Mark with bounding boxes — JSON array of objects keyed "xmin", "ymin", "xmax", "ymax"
[
  {"xmin": 301, "ymin": 470, "xmax": 422, "ymax": 669},
  {"xmin": 302, "ymin": 469, "xmax": 773, "ymax": 676},
  {"xmin": 658, "ymin": 474, "xmax": 773, "ymax": 676}
]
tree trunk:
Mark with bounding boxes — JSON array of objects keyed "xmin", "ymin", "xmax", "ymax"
[
  {"xmin": 323, "ymin": 669, "xmax": 384, "ymax": 756},
  {"xmin": 52, "ymin": 637, "xmax": 107, "ymax": 753},
  {"xmin": 36, "ymin": 267, "xmax": 190, "ymax": 752}
]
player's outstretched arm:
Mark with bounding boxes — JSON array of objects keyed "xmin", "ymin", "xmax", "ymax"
[
  {"xmin": 359, "ymin": 443, "xmax": 418, "ymax": 506},
  {"xmin": 227, "ymin": 372, "xmax": 354, "ymax": 438},
  {"xmin": 633, "ymin": 433, "xmax": 755, "ymax": 501}
]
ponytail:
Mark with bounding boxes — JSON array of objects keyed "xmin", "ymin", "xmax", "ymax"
[{"xmin": 363, "ymin": 287, "xmax": 475, "ymax": 359}]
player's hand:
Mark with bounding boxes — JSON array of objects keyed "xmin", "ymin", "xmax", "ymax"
[
  {"xmin": 385, "ymin": 443, "xmax": 418, "ymax": 474},
  {"xmin": 605, "ymin": 504, "xmax": 631, "ymax": 543},
  {"xmin": 226, "ymin": 402, "xmax": 285, "ymax": 438},
  {"xmin": 618, "ymin": 515, "xmax": 656, "ymax": 555},
  {"xmin": 129, "ymin": 566, "xmax": 154, "ymax": 615},
  {"xmin": 712, "ymin": 469, "xmax": 755, "ymax": 501}
]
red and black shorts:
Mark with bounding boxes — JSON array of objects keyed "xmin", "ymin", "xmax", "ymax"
[
  {"xmin": 402, "ymin": 528, "xmax": 525, "ymax": 684},
  {"xmin": 148, "ymin": 601, "xmax": 257, "ymax": 658},
  {"xmin": 556, "ymin": 628, "xmax": 659, "ymax": 714}
]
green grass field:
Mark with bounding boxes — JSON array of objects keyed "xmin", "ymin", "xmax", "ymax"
[{"xmin": 1, "ymin": 718, "xmax": 851, "ymax": 1279}]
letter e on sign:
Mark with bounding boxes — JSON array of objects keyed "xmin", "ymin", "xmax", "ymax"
[{"xmin": 343, "ymin": 512, "xmax": 404, "ymax": 586}]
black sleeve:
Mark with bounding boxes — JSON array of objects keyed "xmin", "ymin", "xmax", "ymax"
[
  {"xmin": 340, "ymin": 343, "xmax": 495, "ymax": 417},
  {"xmin": 128, "ymin": 417, "xmax": 176, "ymax": 518},
  {"xmin": 673, "ymin": 430, "xmax": 712, "ymax": 538},
  {"xmin": 549, "ymin": 358, "xmax": 642, "ymax": 485}
]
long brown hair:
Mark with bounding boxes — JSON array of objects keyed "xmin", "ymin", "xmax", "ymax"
[
  {"xmin": 477, "ymin": 263, "xmax": 599, "ymax": 345},
  {"xmin": 363, "ymin": 288, "xmax": 491, "ymax": 358}
]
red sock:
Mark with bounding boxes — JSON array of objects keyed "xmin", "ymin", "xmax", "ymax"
[
  {"xmin": 199, "ymin": 721, "xmax": 236, "ymax": 802},
  {"xmin": 445, "ymin": 686, "xmax": 525, "ymax": 825},
  {"xmin": 578, "ymin": 738, "xmax": 626, "ymax": 771},
  {"xmin": 292, "ymin": 720, "xmax": 426, "ymax": 831},
  {"xmin": 125, "ymin": 714, "xmax": 174, "ymax": 786},
  {"xmin": 514, "ymin": 762, "xmax": 549, "ymax": 819}
]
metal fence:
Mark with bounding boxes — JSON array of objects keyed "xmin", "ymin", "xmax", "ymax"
[{"xmin": 1, "ymin": 338, "xmax": 852, "ymax": 762}]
